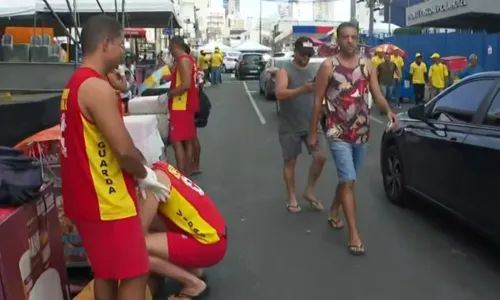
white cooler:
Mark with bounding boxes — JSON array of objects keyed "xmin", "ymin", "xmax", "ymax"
[
  {"xmin": 124, "ymin": 115, "xmax": 165, "ymax": 164},
  {"xmin": 128, "ymin": 96, "xmax": 168, "ymax": 115}
]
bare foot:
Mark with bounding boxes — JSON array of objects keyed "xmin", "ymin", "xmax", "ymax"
[
  {"xmin": 303, "ymin": 193, "xmax": 324, "ymax": 211},
  {"xmin": 168, "ymin": 278, "xmax": 207, "ymax": 300}
]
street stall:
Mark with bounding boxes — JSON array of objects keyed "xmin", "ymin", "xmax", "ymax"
[{"xmin": 233, "ymin": 40, "xmax": 271, "ymax": 53}]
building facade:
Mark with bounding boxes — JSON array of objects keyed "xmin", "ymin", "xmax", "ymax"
[
  {"xmin": 206, "ymin": 8, "xmax": 225, "ymax": 42},
  {"xmin": 313, "ymin": 0, "xmax": 335, "ymax": 22},
  {"xmin": 383, "ymin": 0, "xmax": 424, "ymax": 27}
]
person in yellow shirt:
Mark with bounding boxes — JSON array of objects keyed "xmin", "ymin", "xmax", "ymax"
[
  {"xmin": 199, "ymin": 50, "xmax": 210, "ymax": 84},
  {"xmin": 428, "ymin": 53, "xmax": 449, "ymax": 99},
  {"xmin": 371, "ymin": 47, "xmax": 384, "ymax": 69},
  {"xmin": 210, "ymin": 47, "xmax": 224, "ymax": 85},
  {"xmin": 391, "ymin": 47, "xmax": 404, "ymax": 107},
  {"xmin": 409, "ymin": 53, "xmax": 427, "ymax": 105}
]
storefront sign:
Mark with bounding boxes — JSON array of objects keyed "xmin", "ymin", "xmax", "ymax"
[{"xmin": 407, "ymin": 0, "xmax": 467, "ymax": 21}]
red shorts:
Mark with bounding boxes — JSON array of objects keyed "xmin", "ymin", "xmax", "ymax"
[
  {"xmin": 169, "ymin": 111, "xmax": 196, "ymax": 142},
  {"xmin": 163, "ymin": 217, "xmax": 227, "ymax": 269},
  {"xmin": 75, "ymin": 216, "xmax": 150, "ymax": 279}
]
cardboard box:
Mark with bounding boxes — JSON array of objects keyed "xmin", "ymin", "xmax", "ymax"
[
  {"xmin": 73, "ymin": 280, "xmax": 153, "ymax": 300},
  {"xmin": 0, "ymin": 183, "xmax": 70, "ymax": 300}
]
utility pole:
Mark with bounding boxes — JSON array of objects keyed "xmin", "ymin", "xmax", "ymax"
[
  {"xmin": 121, "ymin": 0, "xmax": 126, "ymax": 28},
  {"xmin": 193, "ymin": 6, "xmax": 202, "ymax": 45},
  {"xmin": 388, "ymin": 0, "xmax": 392, "ymax": 34},
  {"xmin": 259, "ymin": 0, "xmax": 262, "ymax": 43},
  {"xmin": 350, "ymin": 0, "xmax": 357, "ymax": 25},
  {"xmin": 368, "ymin": 0, "xmax": 375, "ymax": 36}
]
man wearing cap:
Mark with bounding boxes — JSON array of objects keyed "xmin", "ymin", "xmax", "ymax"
[
  {"xmin": 391, "ymin": 48, "xmax": 404, "ymax": 107},
  {"xmin": 409, "ymin": 53, "xmax": 427, "ymax": 105},
  {"xmin": 210, "ymin": 47, "xmax": 224, "ymax": 85},
  {"xmin": 371, "ymin": 47, "xmax": 384, "ymax": 69},
  {"xmin": 275, "ymin": 36, "xmax": 326, "ymax": 213},
  {"xmin": 460, "ymin": 54, "xmax": 483, "ymax": 79},
  {"xmin": 429, "ymin": 53, "xmax": 448, "ymax": 99}
]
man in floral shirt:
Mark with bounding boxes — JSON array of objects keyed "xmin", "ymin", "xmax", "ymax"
[{"xmin": 308, "ymin": 22, "xmax": 396, "ymax": 256}]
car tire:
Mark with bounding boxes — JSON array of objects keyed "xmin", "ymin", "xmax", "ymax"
[
  {"xmin": 259, "ymin": 81, "xmax": 264, "ymax": 95},
  {"xmin": 276, "ymin": 100, "xmax": 280, "ymax": 115},
  {"xmin": 381, "ymin": 144, "xmax": 411, "ymax": 206},
  {"xmin": 222, "ymin": 64, "xmax": 227, "ymax": 73},
  {"xmin": 265, "ymin": 84, "xmax": 274, "ymax": 100}
]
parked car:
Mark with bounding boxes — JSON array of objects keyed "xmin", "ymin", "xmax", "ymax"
[
  {"xmin": 272, "ymin": 57, "xmax": 326, "ymax": 115},
  {"xmin": 380, "ymin": 72, "xmax": 500, "ymax": 242},
  {"xmin": 223, "ymin": 51, "xmax": 241, "ymax": 73},
  {"xmin": 235, "ymin": 53, "xmax": 263, "ymax": 80},
  {"xmin": 273, "ymin": 51, "xmax": 293, "ymax": 58},
  {"xmin": 259, "ymin": 57, "xmax": 289, "ymax": 100}
]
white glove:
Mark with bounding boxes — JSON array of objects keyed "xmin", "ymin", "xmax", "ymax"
[{"xmin": 138, "ymin": 166, "xmax": 171, "ymax": 202}]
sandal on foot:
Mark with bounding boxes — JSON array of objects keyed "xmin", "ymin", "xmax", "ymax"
[
  {"xmin": 286, "ymin": 204, "xmax": 302, "ymax": 213},
  {"xmin": 192, "ymin": 170, "xmax": 203, "ymax": 176},
  {"xmin": 303, "ymin": 195, "xmax": 324, "ymax": 211},
  {"xmin": 327, "ymin": 218, "xmax": 345, "ymax": 229},
  {"xmin": 348, "ymin": 244, "xmax": 365, "ymax": 256}
]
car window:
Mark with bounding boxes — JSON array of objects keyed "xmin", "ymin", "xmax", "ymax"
[
  {"xmin": 274, "ymin": 60, "xmax": 288, "ymax": 68},
  {"xmin": 243, "ymin": 54, "xmax": 262, "ymax": 63},
  {"xmin": 484, "ymin": 90, "xmax": 500, "ymax": 126},
  {"xmin": 273, "ymin": 53, "xmax": 285, "ymax": 57},
  {"xmin": 430, "ymin": 79, "xmax": 495, "ymax": 123}
]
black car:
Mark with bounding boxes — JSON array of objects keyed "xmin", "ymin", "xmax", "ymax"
[
  {"xmin": 380, "ymin": 72, "xmax": 500, "ymax": 242},
  {"xmin": 235, "ymin": 53, "xmax": 263, "ymax": 80}
]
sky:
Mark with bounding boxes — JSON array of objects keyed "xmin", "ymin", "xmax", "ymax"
[{"xmin": 210, "ymin": 0, "xmax": 280, "ymax": 18}]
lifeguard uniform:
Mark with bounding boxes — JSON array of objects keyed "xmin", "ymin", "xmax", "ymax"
[
  {"xmin": 168, "ymin": 54, "xmax": 200, "ymax": 142},
  {"xmin": 152, "ymin": 162, "xmax": 227, "ymax": 268},
  {"xmin": 60, "ymin": 67, "xmax": 149, "ymax": 279}
]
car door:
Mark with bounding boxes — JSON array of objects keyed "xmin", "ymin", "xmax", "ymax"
[
  {"xmin": 260, "ymin": 59, "xmax": 272, "ymax": 90},
  {"xmin": 459, "ymin": 85, "xmax": 500, "ymax": 239},
  {"xmin": 402, "ymin": 79, "xmax": 496, "ymax": 211}
]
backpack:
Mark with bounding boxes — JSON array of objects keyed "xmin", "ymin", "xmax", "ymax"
[
  {"xmin": 195, "ymin": 89, "xmax": 212, "ymax": 128},
  {"xmin": 0, "ymin": 146, "xmax": 43, "ymax": 206}
]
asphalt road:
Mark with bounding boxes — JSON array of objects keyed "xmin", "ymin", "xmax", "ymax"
[{"xmin": 157, "ymin": 74, "xmax": 500, "ymax": 300}]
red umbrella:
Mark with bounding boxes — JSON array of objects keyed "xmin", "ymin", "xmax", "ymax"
[{"xmin": 368, "ymin": 43, "xmax": 406, "ymax": 58}]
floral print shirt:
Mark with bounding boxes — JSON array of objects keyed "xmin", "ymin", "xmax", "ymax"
[{"xmin": 324, "ymin": 55, "xmax": 370, "ymax": 144}]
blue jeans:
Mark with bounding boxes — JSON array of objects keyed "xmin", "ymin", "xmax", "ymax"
[
  {"xmin": 211, "ymin": 67, "xmax": 222, "ymax": 85},
  {"xmin": 393, "ymin": 80, "xmax": 400, "ymax": 104},
  {"xmin": 329, "ymin": 140, "xmax": 367, "ymax": 182},
  {"xmin": 380, "ymin": 84, "xmax": 396, "ymax": 107}
]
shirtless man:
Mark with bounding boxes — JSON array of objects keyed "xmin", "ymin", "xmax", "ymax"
[{"xmin": 140, "ymin": 161, "xmax": 227, "ymax": 300}]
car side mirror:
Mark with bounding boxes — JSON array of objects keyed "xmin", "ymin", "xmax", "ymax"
[{"xmin": 407, "ymin": 104, "xmax": 426, "ymax": 121}]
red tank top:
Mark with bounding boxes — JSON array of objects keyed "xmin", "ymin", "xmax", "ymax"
[
  {"xmin": 60, "ymin": 67, "xmax": 138, "ymax": 222},
  {"xmin": 168, "ymin": 54, "xmax": 200, "ymax": 112}
]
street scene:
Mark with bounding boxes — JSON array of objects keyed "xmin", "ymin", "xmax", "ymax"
[{"xmin": 155, "ymin": 75, "xmax": 500, "ymax": 299}]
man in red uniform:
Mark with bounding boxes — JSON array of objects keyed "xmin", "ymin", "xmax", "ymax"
[
  {"xmin": 168, "ymin": 36, "xmax": 200, "ymax": 176},
  {"xmin": 59, "ymin": 15, "xmax": 169, "ymax": 300},
  {"xmin": 140, "ymin": 161, "xmax": 227, "ymax": 300}
]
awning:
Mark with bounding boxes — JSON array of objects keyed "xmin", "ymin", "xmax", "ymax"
[
  {"xmin": 125, "ymin": 28, "xmax": 146, "ymax": 38},
  {"xmin": 292, "ymin": 25, "xmax": 334, "ymax": 34}
]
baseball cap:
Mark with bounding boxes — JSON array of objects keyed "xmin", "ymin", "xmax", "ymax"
[
  {"xmin": 294, "ymin": 37, "xmax": 315, "ymax": 57},
  {"xmin": 415, "ymin": 53, "xmax": 422, "ymax": 58},
  {"xmin": 431, "ymin": 53, "xmax": 440, "ymax": 59},
  {"xmin": 376, "ymin": 47, "xmax": 383, "ymax": 52}
]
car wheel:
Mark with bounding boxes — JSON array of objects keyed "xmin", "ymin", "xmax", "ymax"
[
  {"xmin": 222, "ymin": 64, "xmax": 227, "ymax": 73},
  {"xmin": 259, "ymin": 81, "xmax": 264, "ymax": 94},
  {"xmin": 276, "ymin": 100, "xmax": 280, "ymax": 115},
  {"xmin": 382, "ymin": 144, "xmax": 410, "ymax": 206},
  {"xmin": 265, "ymin": 84, "xmax": 274, "ymax": 100}
]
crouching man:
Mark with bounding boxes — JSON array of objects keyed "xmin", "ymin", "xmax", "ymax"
[{"xmin": 140, "ymin": 161, "xmax": 227, "ymax": 300}]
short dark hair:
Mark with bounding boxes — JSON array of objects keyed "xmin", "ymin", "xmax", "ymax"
[
  {"xmin": 81, "ymin": 15, "xmax": 123, "ymax": 55},
  {"xmin": 184, "ymin": 44, "xmax": 191, "ymax": 54},
  {"xmin": 169, "ymin": 36, "xmax": 185, "ymax": 49},
  {"xmin": 336, "ymin": 22, "xmax": 358, "ymax": 38}
]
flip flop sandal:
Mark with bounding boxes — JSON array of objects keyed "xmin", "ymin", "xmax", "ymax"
[
  {"xmin": 192, "ymin": 170, "xmax": 203, "ymax": 176},
  {"xmin": 327, "ymin": 218, "xmax": 345, "ymax": 229},
  {"xmin": 170, "ymin": 288, "xmax": 210, "ymax": 300},
  {"xmin": 286, "ymin": 204, "xmax": 302, "ymax": 213},
  {"xmin": 348, "ymin": 244, "xmax": 365, "ymax": 256},
  {"xmin": 303, "ymin": 195, "xmax": 324, "ymax": 211}
]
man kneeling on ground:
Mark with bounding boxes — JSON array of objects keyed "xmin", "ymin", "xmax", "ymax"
[{"xmin": 139, "ymin": 161, "xmax": 227, "ymax": 300}]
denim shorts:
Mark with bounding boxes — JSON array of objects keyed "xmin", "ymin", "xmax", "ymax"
[{"xmin": 329, "ymin": 140, "xmax": 368, "ymax": 182}]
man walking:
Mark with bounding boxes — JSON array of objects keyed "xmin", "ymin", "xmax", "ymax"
[
  {"xmin": 308, "ymin": 22, "xmax": 396, "ymax": 255},
  {"xmin": 275, "ymin": 36, "xmax": 326, "ymax": 213},
  {"xmin": 210, "ymin": 47, "xmax": 224, "ymax": 85},
  {"xmin": 391, "ymin": 47, "xmax": 404, "ymax": 106},
  {"xmin": 460, "ymin": 54, "xmax": 483, "ymax": 79},
  {"xmin": 378, "ymin": 52, "xmax": 401, "ymax": 108},
  {"xmin": 428, "ymin": 53, "xmax": 448, "ymax": 99},
  {"xmin": 409, "ymin": 53, "xmax": 427, "ymax": 105}
]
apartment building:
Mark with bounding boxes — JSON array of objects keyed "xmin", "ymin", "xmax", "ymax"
[{"xmin": 206, "ymin": 8, "xmax": 225, "ymax": 41}]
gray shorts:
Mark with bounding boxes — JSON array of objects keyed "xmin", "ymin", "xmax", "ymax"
[{"xmin": 279, "ymin": 132, "xmax": 324, "ymax": 161}]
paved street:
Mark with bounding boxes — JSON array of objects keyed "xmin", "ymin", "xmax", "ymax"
[{"xmin": 158, "ymin": 74, "xmax": 500, "ymax": 300}]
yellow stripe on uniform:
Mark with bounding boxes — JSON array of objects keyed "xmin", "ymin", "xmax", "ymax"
[{"xmin": 81, "ymin": 116, "xmax": 137, "ymax": 220}]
